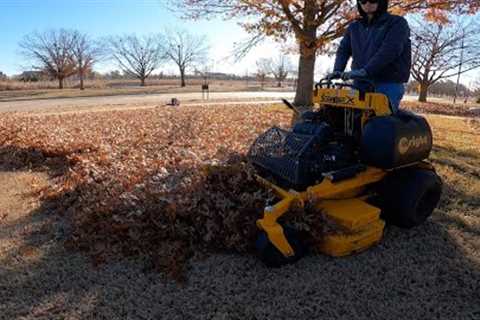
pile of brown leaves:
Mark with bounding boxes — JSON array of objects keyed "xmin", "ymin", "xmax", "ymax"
[{"xmin": 0, "ymin": 105, "xmax": 294, "ymax": 276}]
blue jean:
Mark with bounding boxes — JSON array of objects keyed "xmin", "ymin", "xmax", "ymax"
[
  {"xmin": 375, "ymin": 83, "xmax": 405, "ymax": 113},
  {"xmin": 354, "ymin": 81, "xmax": 405, "ymax": 113}
]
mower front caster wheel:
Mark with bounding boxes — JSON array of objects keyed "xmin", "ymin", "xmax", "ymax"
[{"xmin": 255, "ymin": 227, "xmax": 307, "ymax": 268}]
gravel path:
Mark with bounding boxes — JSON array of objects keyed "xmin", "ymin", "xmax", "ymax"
[{"xmin": 1, "ymin": 170, "xmax": 480, "ymax": 319}]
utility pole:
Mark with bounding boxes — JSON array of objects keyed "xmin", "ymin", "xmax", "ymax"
[{"xmin": 453, "ymin": 35, "xmax": 465, "ymax": 104}]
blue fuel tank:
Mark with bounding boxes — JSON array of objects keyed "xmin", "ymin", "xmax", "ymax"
[{"xmin": 360, "ymin": 111, "xmax": 433, "ymax": 169}]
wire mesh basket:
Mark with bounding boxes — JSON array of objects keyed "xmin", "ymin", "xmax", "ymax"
[{"xmin": 248, "ymin": 126, "xmax": 334, "ymax": 190}]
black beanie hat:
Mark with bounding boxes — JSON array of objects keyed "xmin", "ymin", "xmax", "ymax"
[{"xmin": 357, "ymin": 0, "xmax": 389, "ymax": 18}]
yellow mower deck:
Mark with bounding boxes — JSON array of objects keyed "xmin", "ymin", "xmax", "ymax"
[{"xmin": 256, "ymin": 167, "xmax": 387, "ymax": 257}]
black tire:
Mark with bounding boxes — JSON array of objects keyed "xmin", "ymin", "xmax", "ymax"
[
  {"xmin": 379, "ymin": 168, "xmax": 442, "ymax": 229},
  {"xmin": 255, "ymin": 226, "xmax": 307, "ymax": 268}
]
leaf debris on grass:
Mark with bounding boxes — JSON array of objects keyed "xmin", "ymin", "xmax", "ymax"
[
  {"xmin": 2, "ymin": 104, "xmax": 473, "ymax": 277},
  {"xmin": 0, "ymin": 105, "xmax": 296, "ymax": 276}
]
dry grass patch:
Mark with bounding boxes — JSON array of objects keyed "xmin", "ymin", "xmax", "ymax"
[
  {"xmin": 0, "ymin": 79, "xmax": 292, "ymax": 102},
  {"xmin": 427, "ymin": 115, "xmax": 480, "ymax": 257}
]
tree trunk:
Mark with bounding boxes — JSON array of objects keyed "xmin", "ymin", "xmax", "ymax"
[
  {"xmin": 58, "ymin": 77, "xmax": 64, "ymax": 89},
  {"xmin": 78, "ymin": 59, "xmax": 85, "ymax": 90},
  {"xmin": 293, "ymin": 9, "xmax": 317, "ymax": 108},
  {"xmin": 79, "ymin": 72, "xmax": 84, "ymax": 91},
  {"xmin": 418, "ymin": 82, "xmax": 429, "ymax": 102},
  {"xmin": 140, "ymin": 77, "xmax": 146, "ymax": 87},
  {"xmin": 277, "ymin": 80, "xmax": 282, "ymax": 87},
  {"xmin": 294, "ymin": 52, "xmax": 317, "ymax": 106},
  {"xmin": 180, "ymin": 68, "xmax": 186, "ymax": 87},
  {"xmin": 292, "ymin": 1, "xmax": 318, "ymax": 107}
]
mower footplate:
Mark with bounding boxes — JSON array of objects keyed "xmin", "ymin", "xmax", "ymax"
[
  {"xmin": 317, "ymin": 219, "xmax": 385, "ymax": 257},
  {"xmin": 317, "ymin": 198, "xmax": 381, "ymax": 232}
]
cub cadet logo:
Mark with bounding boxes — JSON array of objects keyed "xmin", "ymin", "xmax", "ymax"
[
  {"xmin": 398, "ymin": 136, "xmax": 429, "ymax": 155},
  {"xmin": 321, "ymin": 94, "xmax": 355, "ymax": 105}
]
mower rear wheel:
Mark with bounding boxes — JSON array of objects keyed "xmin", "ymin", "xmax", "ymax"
[
  {"xmin": 379, "ymin": 168, "xmax": 442, "ymax": 229},
  {"xmin": 255, "ymin": 226, "xmax": 307, "ymax": 268}
]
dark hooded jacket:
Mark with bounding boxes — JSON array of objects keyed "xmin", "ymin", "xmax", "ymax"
[{"xmin": 333, "ymin": 0, "xmax": 411, "ymax": 83}]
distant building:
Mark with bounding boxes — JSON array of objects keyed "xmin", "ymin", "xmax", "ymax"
[{"xmin": 0, "ymin": 71, "xmax": 7, "ymax": 81}]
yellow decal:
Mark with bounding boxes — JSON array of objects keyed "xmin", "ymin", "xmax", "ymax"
[
  {"xmin": 321, "ymin": 94, "xmax": 355, "ymax": 105},
  {"xmin": 398, "ymin": 136, "xmax": 429, "ymax": 155}
]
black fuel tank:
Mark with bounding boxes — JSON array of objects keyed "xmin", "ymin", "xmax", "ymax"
[{"xmin": 360, "ymin": 111, "xmax": 433, "ymax": 169}]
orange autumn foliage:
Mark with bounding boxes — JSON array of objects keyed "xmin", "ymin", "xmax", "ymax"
[{"xmin": 177, "ymin": 0, "xmax": 478, "ymax": 54}]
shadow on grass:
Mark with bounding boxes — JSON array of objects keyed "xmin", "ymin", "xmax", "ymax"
[
  {"xmin": 0, "ymin": 146, "xmax": 480, "ymax": 318},
  {"xmin": 0, "ymin": 145, "xmax": 71, "ymax": 178}
]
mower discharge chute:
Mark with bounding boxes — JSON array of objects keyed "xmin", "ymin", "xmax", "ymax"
[{"xmin": 248, "ymin": 77, "xmax": 442, "ymax": 267}]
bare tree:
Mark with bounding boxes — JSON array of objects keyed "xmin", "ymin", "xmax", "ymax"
[
  {"xmin": 411, "ymin": 18, "xmax": 480, "ymax": 102},
  {"xmin": 267, "ymin": 55, "xmax": 292, "ymax": 87},
  {"xmin": 71, "ymin": 31, "xmax": 102, "ymax": 90},
  {"xmin": 256, "ymin": 58, "xmax": 270, "ymax": 89},
  {"xmin": 107, "ymin": 35, "xmax": 165, "ymax": 86},
  {"xmin": 474, "ymin": 77, "xmax": 480, "ymax": 102},
  {"xmin": 19, "ymin": 29, "xmax": 77, "ymax": 89},
  {"xmin": 164, "ymin": 30, "xmax": 209, "ymax": 87}
]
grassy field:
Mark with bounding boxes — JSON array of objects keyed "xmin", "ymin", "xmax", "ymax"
[
  {"xmin": 0, "ymin": 104, "xmax": 478, "ymax": 318},
  {"xmin": 428, "ymin": 116, "xmax": 480, "ymax": 238},
  {"xmin": 1, "ymin": 79, "xmax": 478, "ymax": 114},
  {"xmin": 0, "ymin": 79, "xmax": 294, "ymax": 102}
]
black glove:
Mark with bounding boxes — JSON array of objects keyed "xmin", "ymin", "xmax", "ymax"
[
  {"xmin": 326, "ymin": 71, "xmax": 342, "ymax": 80},
  {"xmin": 342, "ymin": 69, "xmax": 367, "ymax": 80}
]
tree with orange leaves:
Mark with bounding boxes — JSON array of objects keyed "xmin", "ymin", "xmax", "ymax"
[{"xmin": 174, "ymin": 0, "xmax": 479, "ymax": 106}]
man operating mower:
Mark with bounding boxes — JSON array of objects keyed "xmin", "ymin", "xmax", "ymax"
[{"xmin": 328, "ymin": 0, "xmax": 412, "ymax": 113}]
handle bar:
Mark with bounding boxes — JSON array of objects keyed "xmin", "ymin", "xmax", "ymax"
[{"xmin": 315, "ymin": 75, "xmax": 376, "ymax": 93}]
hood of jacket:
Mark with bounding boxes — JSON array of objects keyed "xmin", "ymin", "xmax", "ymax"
[{"xmin": 357, "ymin": 0, "xmax": 389, "ymax": 21}]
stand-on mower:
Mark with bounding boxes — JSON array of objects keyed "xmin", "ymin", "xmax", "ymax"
[{"xmin": 248, "ymin": 76, "xmax": 443, "ymax": 267}]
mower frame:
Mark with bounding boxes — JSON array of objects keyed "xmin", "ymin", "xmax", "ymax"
[{"xmin": 256, "ymin": 81, "xmax": 395, "ymax": 257}]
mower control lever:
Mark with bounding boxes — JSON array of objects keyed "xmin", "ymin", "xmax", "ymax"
[{"xmin": 281, "ymin": 98, "xmax": 301, "ymax": 115}]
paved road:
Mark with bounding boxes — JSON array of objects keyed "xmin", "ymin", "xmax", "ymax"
[
  {"xmin": 0, "ymin": 91, "xmax": 296, "ymax": 114},
  {"xmin": 0, "ymin": 89, "xmax": 475, "ymax": 115}
]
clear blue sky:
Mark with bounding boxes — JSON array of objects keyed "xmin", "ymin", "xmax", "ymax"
[
  {"xmin": 0, "ymin": 0, "xmax": 478, "ymax": 85},
  {"xmin": 0, "ymin": 0, "xmax": 257, "ymax": 76}
]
